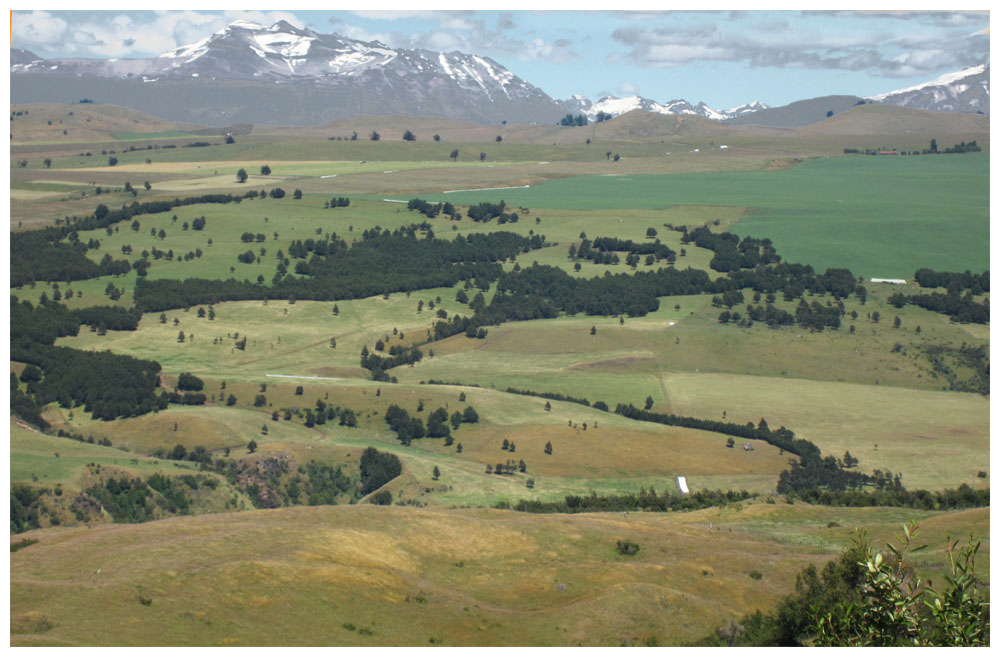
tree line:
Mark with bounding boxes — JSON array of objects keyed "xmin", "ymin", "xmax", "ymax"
[
  {"xmin": 11, "ymin": 296, "xmax": 163, "ymax": 422},
  {"xmin": 913, "ymin": 268, "xmax": 989, "ymax": 293},
  {"xmin": 497, "ymin": 488, "xmax": 753, "ymax": 514},
  {"xmin": 890, "ymin": 290, "xmax": 989, "ymax": 324},
  {"xmin": 133, "ymin": 229, "xmax": 546, "ymax": 312}
]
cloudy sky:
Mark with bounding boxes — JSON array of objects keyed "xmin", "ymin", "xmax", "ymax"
[{"xmin": 10, "ymin": 8, "xmax": 990, "ymax": 110}]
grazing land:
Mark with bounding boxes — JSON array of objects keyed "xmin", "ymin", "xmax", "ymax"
[
  {"xmin": 10, "ymin": 102, "xmax": 989, "ymax": 646},
  {"xmin": 9, "ymin": 503, "xmax": 988, "ymax": 647}
]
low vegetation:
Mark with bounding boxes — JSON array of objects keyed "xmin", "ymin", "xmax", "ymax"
[{"xmin": 8, "ymin": 104, "xmax": 988, "ymax": 646}]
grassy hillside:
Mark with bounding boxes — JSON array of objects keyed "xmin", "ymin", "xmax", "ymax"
[
  {"xmin": 10, "ymin": 101, "xmax": 989, "ymax": 646},
  {"xmin": 10, "ymin": 103, "xmax": 207, "ymax": 144},
  {"xmin": 10, "ymin": 502, "xmax": 988, "ymax": 646}
]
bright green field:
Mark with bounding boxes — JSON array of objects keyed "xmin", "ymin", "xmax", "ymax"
[{"xmin": 408, "ymin": 154, "xmax": 989, "ymax": 278}]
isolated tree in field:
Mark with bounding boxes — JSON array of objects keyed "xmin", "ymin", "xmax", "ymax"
[
  {"xmin": 590, "ymin": 325, "xmax": 596, "ymax": 335},
  {"xmin": 293, "ymin": 189, "xmax": 302, "ymax": 199},
  {"xmin": 260, "ymin": 164, "xmax": 271, "ymax": 175},
  {"xmin": 644, "ymin": 395, "xmax": 654, "ymax": 410},
  {"xmin": 144, "ymin": 181, "xmax": 151, "ymax": 191},
  {"xmin": 402, "ymin": 130, "xmax": 416, "ymax": 141},
  {"xmin": 225, "ymin": 134, "xmax": 235, "ymax": 144},
  {"xmin": 247, "ymin": 439, "xmax": 257, "ymax": 453},
  {"xmin": 893, "ymin": 316, "xmax": 901, "ymax": 328},
  {"xmin": 432, "ymin": 466, "xmax": 440, "ymax": 481},
  {"xmin": 177, "ymin": 330, "xmax": 185, "ymax": 342},
  {"xmin": 226, "ymin": 394, "xmax": 237, "ymax": 406},
  {"xmin": 930, "ymin": 139, "xmax": 938, "ymax": 153},
  {"xmin": 544, "ymin": 401, "xmax": 551, "ymax": 411},
  {"xmin": 108, "ymin": 156, "xmax": 117, "ymax": 166},
  {"xmin": 450, "ymin": 149, "xmax": 459, "ymax": 161},
  {"xmin": 613, "ymin": 154, "xmax": 620, "ymax": 162},
  {"xmin": 544, "ymin": 441, "xmax": 553, "ymax": 455},
  {"xmin": 370, "ymin": 130, "xmax": 381, "ymax": 141},
  {"xmin": 479, "ymin": 152, "xmax": 487, "ymax": 161},
  {"xmin": 236, "ymin": 168, "xmax": 248, "ymax": 183},
  {"xmin": 726, "ymin": 437, "xmax": 735, "ymax": 448},
  {"xmin": 43, "ymin": 158, "xmax": 51, "ymax": 168},
  {"xmin": 871, "ymin": 311, "xmax": 881, "ymax": 324}
]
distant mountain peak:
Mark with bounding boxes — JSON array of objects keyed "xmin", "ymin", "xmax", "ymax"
[
  {"xmin": 560, "ymin": 93, "xmax": 763, "ymax": 122},
  {"xmin": 866, "ymin": 64, "xmax": 989, "ymax": 114},
  {"xmin": 12, "ymin": 19, "xmax": 561, "ymax": 126}
]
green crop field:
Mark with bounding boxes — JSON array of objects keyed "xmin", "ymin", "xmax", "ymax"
[{"xmin": 410, "ymin": 154, "xmax": 989, "ymax": 278}]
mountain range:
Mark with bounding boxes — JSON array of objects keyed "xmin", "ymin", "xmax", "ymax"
[{"xmin": 9, "ymin": 20, "xmax": 990, "ymax": 127}]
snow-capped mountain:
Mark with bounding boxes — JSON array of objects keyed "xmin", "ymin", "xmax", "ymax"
[
  {"xmin": 725, "ymin": 101, "xmax": 769, "ymax": 119},
  {"xmin": 561, "ymin": 94, "xmax": 767, "ymax": 122},
  {"xmin": 10, "ymin": 20, "xmax": 564, "ymax": 125},
  {"xmin": 11, "ymin": 48, "xmax": 42, "ymax": 66},
  {"xmin": 867, "ymin": 65, "xmax": 989, "ymax": 114},
  {"xmin": 10, "ymin": 19, "xmax": 987, "ymax": 127}
]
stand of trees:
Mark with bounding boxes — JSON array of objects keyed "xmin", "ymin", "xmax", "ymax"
[
  {"xmin": 11, "ymin": 296, "xmax": 163, "ymax": 422},
  {"xmin": 498, "ymin": 488, "xmax": 753, "ymax": 513},
  {"xmin": 559, "ymin": 113, "xmax": 588, "ymax": 126},
  {"xmin": 504, "ymin": 387, "xmax": 597, "ymax": 408},
  {"xmin": 893, "ymin": 291, "xmax": 989, "ymax": 324},
  {"xmin": 407, "ymin": 198, "xmax": 458, "ymax": 219},
  {"xmin": 134, "ymin": 229, "xmax": 545, "ymax": 312},
  {"xmin": 575, "ymin": 236, "xmax": 677, "ymax": 265},
  {"xmin": 913, "ymin": 268, "xmax": 989, "ymax": 293},
  {"xmin": 360, "ymin": 344, "xmax": 423, "ymax": 380},
  {"xmin": 359, "ymin": 447, "xmax": 402, "ymax": 494},
  {"xmin": 789, "ymin": 483, "xmax": 988, "ymax": 510}
]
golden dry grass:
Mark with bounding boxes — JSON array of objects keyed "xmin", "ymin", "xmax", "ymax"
[{"xmin": 10, "ymin": 502, "xmax": 987, "ymax": 646}]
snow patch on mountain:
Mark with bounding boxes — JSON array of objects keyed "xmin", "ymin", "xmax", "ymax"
[
  {"xmin": 867, "ymin": 65, "xmax": 988, "ymax": 101},
  {"xmin": 569, "ymin": 94, "xmax": 761, "ymax": 122}
]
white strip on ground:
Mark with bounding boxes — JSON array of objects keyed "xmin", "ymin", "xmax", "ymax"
[
  {"xmin": 266, "ymin": 374, "xmax": 344, "ymax": 381},
  {"xmin": 320, "ymin": 174, "xmax": 337, "ymax": 178},
  {"xmin": 443, "ymin": 184, "xmax": 530, "ymax": 194},
  {"xmin": 382, "ymin": 199, "xmax": 407, "ymax": 203},
  {"xmin": 677, "ymin": 476, "xmax": 689, "ymax": 494}
]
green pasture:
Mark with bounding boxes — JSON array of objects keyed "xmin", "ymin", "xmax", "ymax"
[
  {"xmin": 10, "ymin": 421, "xmax": 196, "ymax": 491},
  {"xmin": 110, "ymin": 130, "xmax": 203, "ymax": 140},
  {"xmin": 409, "ymin": 154, "xmax": 989, "ymax": 278}
]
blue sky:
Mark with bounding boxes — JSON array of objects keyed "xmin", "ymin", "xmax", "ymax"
[{"xmin": 10, "ymin": 8, "xmax": 990, "ymax": 110}]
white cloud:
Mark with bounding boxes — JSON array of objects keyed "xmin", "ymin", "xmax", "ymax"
[
  {"xmin": 617, "ymin": 81, "xmax": 640, "ymax": 95},
  {"xmin": 12, "ymin": 11, "xmax": 68, "ymax": 49},
  {"xmin": 12, "ymin": 10, "xmax": 305, "ymax": 58},
  {"xmin": 611, "ymin": 16, "xmax": 988, "ymax": 77}
]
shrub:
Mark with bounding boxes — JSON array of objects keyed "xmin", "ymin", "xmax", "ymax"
[{"xmin": 616, "ymin": 539, "xmax": 640, "ymax": 556}]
